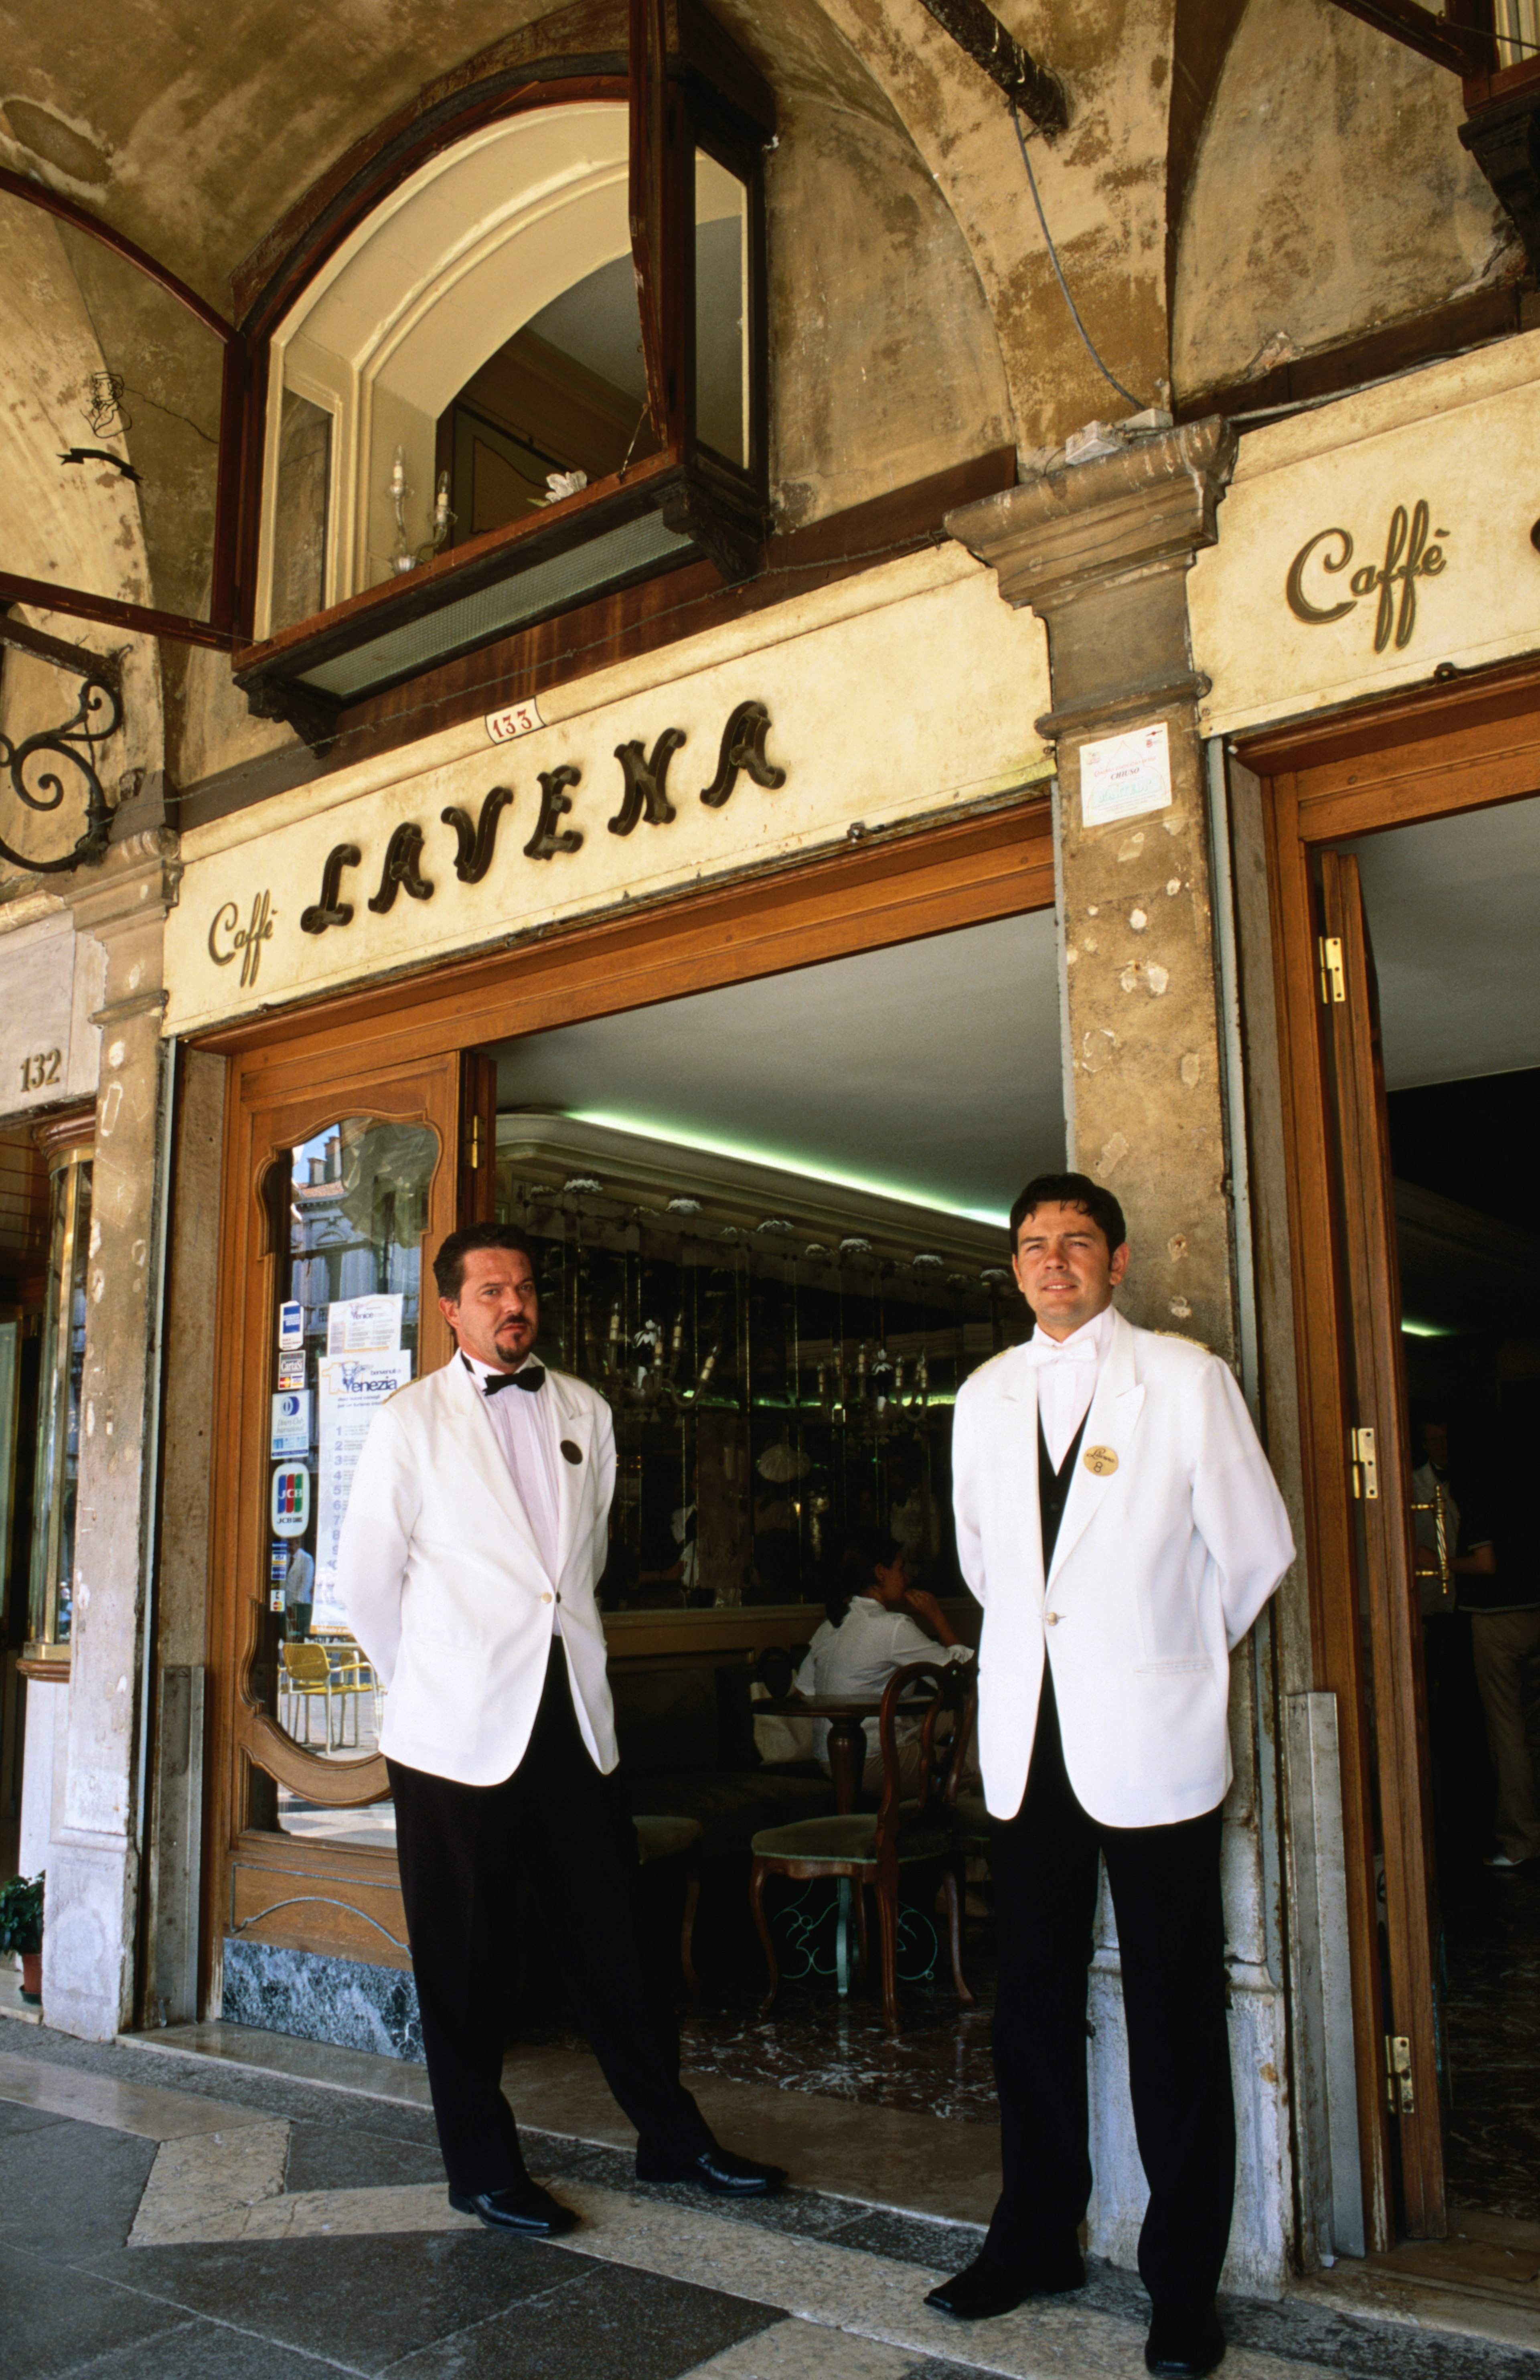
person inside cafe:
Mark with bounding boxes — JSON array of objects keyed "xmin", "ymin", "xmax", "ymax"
[
  {"xmin": 796, "ymin": 1526, "xmax": 974, "ymax": 1796},
  {"xmin": 337, "ymin": 1221, "xmax": 787, "ymax": 2239},
  {"xmin": 926, "ymin": 1172, "xmax": 1293, "ymax": 2380}
]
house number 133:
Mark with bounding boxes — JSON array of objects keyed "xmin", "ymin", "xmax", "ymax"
[{"xmin": 20, "ymin": 1049, "xmax": 62, "ymax": 1092}]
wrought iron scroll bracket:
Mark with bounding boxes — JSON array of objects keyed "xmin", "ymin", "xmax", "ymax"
[{"xmin": 0, "ymin": 612, "xmax": 123, "ymax": 873}]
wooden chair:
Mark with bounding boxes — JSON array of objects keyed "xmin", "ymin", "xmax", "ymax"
[
  {"xmin": 280, "ymin": 1641, "xmax": 334, "ymax": 1746},
  {"xmin": 748, "ymin": 1657, "xmax": 977, "ymax": 2034}
]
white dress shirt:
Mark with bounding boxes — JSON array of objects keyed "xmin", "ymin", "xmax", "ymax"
[
  {"xmin": 795, "ymin": 1597, "xmax": 972, "ymax": 1760},
  {"xmin": 464, "ymin": 1353, "xmax": 563, "ymax": 1632},
  {"xmin": 1027, "ymin": 1303, "xmax": 1114, "ymax": 1468}
]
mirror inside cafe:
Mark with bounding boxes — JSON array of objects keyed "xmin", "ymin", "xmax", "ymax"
[{"xmin": 253, "ymin": 910, "xmax": 1062, "ymax": 2072}]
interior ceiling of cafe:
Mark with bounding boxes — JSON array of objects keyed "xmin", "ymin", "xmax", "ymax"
[
  {"xmin": 493, "ymin": 910, "xmax": 1063, "ymax": 1226},
  {"xmin": 1351, "ymin": 792, "xmax": 1540, "ymax": 1090}
]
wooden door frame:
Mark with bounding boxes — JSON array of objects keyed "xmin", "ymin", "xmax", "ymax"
[
  {"xmin": 1237, "ymin": 652, "xmax": 1540, "ymax": 2247},
  {"xmin": 194, "ymin": 795, "xmax": 1057, "ymax": 2016}
]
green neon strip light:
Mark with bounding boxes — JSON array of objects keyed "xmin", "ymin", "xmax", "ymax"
[
  {"xmin": 1400, "ymin": 1318, "xmax": 1456, "ymax": 1339},
  {"xmin": 566, "ymin": 1109, "xmax": 1011, "ymax": 1229}
]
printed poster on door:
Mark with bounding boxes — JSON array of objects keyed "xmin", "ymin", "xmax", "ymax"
[{"xmin": 313, "ymin": 1351, "xmax": 412, "ymax": 1621}]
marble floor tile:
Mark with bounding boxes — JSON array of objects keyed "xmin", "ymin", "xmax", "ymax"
[
  {"xmin": 39, "ymin": 2313, "xmax": 355, "ymax": 2379},
  {"xmin": 132, "ymin": 2121, "xmax": 291, "ymax": 2246},
  {"xmin": 129, "ymin": 2019, "xmax": 436, "ymax": 2113},
  {"xmin": 0, "ymin": 2238, "xmax": 194, "ymax": 2380},
  {"xmin": 675, "ymin": 2313, "xmax": 921, "ymax": 2376},
  {"xmin": 282, "ymin": 2112, "xmax": 448, "ymax": 2195},
  {"xmin": 0, "ymin": 2048, "xmax": 272, "ymax": 2141},
  {"xmin": 91, "ymin": 2230, "xmax": 583, "ymax": 2374},
  {"xmin": 503, "ymin": 2042, "xmax": 999, "ymax": 2227},
  {"xmin": 386, "ymin": 2258, "xmax": 776, "ymax": 2380},
  {"xmin": 0, "ymin": 2115, "xmax": 161, "ymax": 2259}
]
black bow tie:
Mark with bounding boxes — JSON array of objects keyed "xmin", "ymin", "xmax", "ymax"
[{"xmin": 471, "ymin": 1360, "xmax": 545, "ymax": 1395}]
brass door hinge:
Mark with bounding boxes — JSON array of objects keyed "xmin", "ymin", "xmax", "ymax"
[
  {"xmin": 1385, "ymin": 2033, "xmax": 1414, "ymax": 2116},
  {"xmin": 468, "ymin": 1114, "xmax": 482, "ymax": 1170},
  {"xmin": 1318, "ymin": 935, "xmax": 1345, "ymax": 1004},
  {"xmin": 1350, "ymin": 1425, "xmax": 1378, "ymax": 1500}
]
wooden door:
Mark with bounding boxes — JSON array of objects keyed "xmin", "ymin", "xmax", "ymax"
[
  {"xmin": 205, "ymin": 1047, "xmax": 466, "ymax": 1999},
  {"xmin": 1316, "ymin": 848, "xmax": 1445, "ymax": 2236}
]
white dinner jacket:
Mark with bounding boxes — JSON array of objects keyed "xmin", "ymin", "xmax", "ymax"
[
  {"xmin": 952, "ymin": 1308, "xmax": 1293, "ymax": 1828},
  {"xmin": 336, "ymin": 1353, "xmax": 618, "ymax": 1786}
]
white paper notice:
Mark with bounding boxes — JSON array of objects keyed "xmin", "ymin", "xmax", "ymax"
[
  {"xmin": 326, "ymin": 1294, "xmax": 404, "ymax": 1355},
  {"xmin": 314, "ymin": 1351, "xmax": 412, "ymax": 1617},
  {"xmin": 1079, "ymin": 720, "xmax": 1173, "ymax": 826}
]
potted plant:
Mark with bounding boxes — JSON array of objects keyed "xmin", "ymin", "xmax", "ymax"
[{"xmin": 0, "ymin": 1873, "xmax": 43, "ymax": 2003}]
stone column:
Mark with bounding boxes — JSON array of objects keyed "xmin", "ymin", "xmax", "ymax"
[
  {"xmin": 42, "ymin": 830, "xmax": 180, "ymax": 2040},
  {"xmin": 948, "ymin": 417, "xmax": 1238, "ymax": 1352},
  {"xmin": 947, "ymin": 421, "xmax": 1290, "ymax": 2297}
]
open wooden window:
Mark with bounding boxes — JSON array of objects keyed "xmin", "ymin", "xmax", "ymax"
[{"xmin": 234, "ymin": 0, "xmax": 773, "ymax": 746}]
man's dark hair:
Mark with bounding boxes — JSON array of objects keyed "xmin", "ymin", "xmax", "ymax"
[
  {"xmin": 1008, "ymin": 1172, "xmax": 1127, "ymax": 1258},
  {"xmin": 432, "ymin": 1220, "xmax": 536, "ymax": 1302}
]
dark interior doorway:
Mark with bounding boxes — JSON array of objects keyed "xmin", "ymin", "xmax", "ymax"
[{"xmin": 1353, "ymin": 797, "xmax": 1540, "ymax": 2223}]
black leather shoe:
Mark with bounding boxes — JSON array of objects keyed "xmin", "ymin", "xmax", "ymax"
[
  {"xmin": 634, "ymin": 2144, "xmax": 787, "ymax": 2195},
  {"xmin": 1145, "ymin": 2307, "xmax": 1226, "ymax": 2376},
  {"xmin": 448, "ymin": 2179, "xmax": 578, "ymax": 2236},
  {"xmin": 925, "ymin": 2245, "xmax": 1086, "ymax": 2318}
]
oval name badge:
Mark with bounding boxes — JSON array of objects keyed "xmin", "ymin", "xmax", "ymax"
[
  {"xmin": 1082, "ymin": 1444, "xmax": 1119, "ymax": 1477},
  {"xmin": 560, "ymin": 1439, "xmax": 583, "ymax": 1464}
]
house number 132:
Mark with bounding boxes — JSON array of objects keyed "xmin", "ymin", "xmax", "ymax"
[{"xmin": 20, "ymin": 1049, "xmax": 62, "ymax": 1092}]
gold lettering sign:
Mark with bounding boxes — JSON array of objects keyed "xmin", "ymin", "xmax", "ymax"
[
  {"xmin": 208, "ymin": 888, "xmax": 276, "ymax": 989},
  {"xmin": 1285, "ymin": 501, "xmax": 1448, "ymax": 654}
]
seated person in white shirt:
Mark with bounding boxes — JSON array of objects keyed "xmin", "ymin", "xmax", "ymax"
[{"xmin": 796, "ymin": 1527, "xmax": 975, "ymax": 1796}]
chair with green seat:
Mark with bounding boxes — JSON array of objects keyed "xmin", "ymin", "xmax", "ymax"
[{"xmin": 748, "ymin": 1656, "xmax": 977, "ymax": 2035}]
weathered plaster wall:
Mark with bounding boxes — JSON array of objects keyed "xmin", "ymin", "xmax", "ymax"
[
  {"xmin": 767, "ymin": 91, "xmax": 1014, "ymax": 527},
  {"xmin": 1173, "ymin": 0, "xmax": 1520, "ymax": 398},
  {"xmin": 807, "ymin": 0, "xmax": 1175, "ymax": 451}
]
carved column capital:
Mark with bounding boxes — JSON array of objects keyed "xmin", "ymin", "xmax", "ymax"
[
  {"xmin": 65, "ymin": 830, "xmax": 182, "ymax": 943},
  {"xmin": 947, "ymin": 418, "xmax": 1236, "ymax": 741},
  {"xmin": 945, "ymin": 416, "xmax": 1237, "ymax": 616}
]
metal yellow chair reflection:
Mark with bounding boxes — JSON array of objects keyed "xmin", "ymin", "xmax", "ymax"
[
  {"xmin": 279, "ymin": 1642, "xmax": 336, "ymax": 1746},
  {"xmin": 332, "ymin": 1648, "xmax": 382, "ymax": 1748}
]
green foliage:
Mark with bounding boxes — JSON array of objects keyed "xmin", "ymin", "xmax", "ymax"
[{"xmin": 0, "ymin": 1872, "xmax": 43, "ymax": 1955}]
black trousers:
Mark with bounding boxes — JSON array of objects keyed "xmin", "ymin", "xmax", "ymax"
[
  {"xmin": 388, "ymin": 1641, "xmax": 711, "ymax": 2196},
  {"xmin": 986, "ymin": 1667, "xmax": 1235, "ymax": 2312}
]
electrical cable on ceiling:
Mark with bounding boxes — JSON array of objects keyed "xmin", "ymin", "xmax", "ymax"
[{"xmin": 1011, "ymin": 105, "xmax": 1148, "ymax": 414}]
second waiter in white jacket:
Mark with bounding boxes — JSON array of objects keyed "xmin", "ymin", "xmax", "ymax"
[
  {"xmin": 925, "ymin": 1175, "xmax": 1293, "ymax": 2380},
  {"xmin": 338, "ymin": 1221, "xmax": 785, "ymax": 2238}
]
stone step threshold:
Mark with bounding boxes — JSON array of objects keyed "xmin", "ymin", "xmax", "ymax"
[{"xmin": 123, "ymin": 2020, "xmax": 1540, "ymax": 2357}]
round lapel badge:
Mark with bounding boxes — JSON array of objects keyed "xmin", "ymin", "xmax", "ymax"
[
  {"xmin": 1082, "ymin": 1444, "xmax": 1119, "ymax": 1477},
  {"xmin": 560, "ymin": 1439, "xmax": 583, "ymax": 1464}
]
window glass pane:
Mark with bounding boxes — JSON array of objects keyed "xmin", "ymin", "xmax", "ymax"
[
  {"xmin": 27, "ymin": 1159, "xmax": 90, "ymax": 1652},
  {"xmin": 695, "ymin": 151, "xmax": 748, "ymax": 468},
  {"xmin": 260, "ymin": 1116, "xmax": 438, "ymax": 1851},
  {"xmin": 440, "ymin": 255, "xmax": 660, "ymax": 545},
  {"xmin": 269, "ymin": 389, "xmax": 332, "ymax": 630},
  {"xmin": 492, "ymin": 1133, "xmax": 1008, "ymax": 1619}
]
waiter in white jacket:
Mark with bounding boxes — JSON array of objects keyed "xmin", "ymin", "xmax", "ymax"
[
  {"xmin": 337, "ymin": 1221, "xmax": 785, "ymax": 2236},
  {"xmin": 927, "ymin": 1175, "xmax": 1293, "ymax": 2379}
]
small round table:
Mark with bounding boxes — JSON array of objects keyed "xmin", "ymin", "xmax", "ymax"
[{"xmin": 758, "ymin": 1691, "xmax": 935, "ymax": 1813}]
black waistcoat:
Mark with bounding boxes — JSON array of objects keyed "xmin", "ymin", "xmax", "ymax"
[{"xmin": 1039, "ymin": 1410, "xmax": 1090, "ymax": 1570}]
